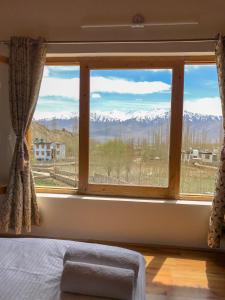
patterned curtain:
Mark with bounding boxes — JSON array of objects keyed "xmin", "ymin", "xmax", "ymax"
[
  {"xmin": 0, "ymin": 37, "xmax": 47, "ymax": 234},
  {"xmin": 208, "ymin": 34, "xmax": 225, "ymax": 248}
]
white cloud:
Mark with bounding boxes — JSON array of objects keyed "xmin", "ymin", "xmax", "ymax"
[
  {"xmin": 55, "ymin": 66, "xmax": 79, "ymax": 71},
  {"xmin": 91, "ymin": 76, "xmax": 170, "ymax": 94},
  {"xmin": 185, "ymin": 64, "xmax": 216, "ymax": 72},
  {"xmin": 42, "ymin": 66, "xmax": 79, "ymax": 79},
  {"xmin": 39, "ymin": 76, "xmax": 171, "ymax": 100},
  {"xmin": 39, "ymin": 77, "xmax": 80, "ymax": 100},
  {"xmin": 47, "ymin": 66, "xmax": 79, "ymax": 72},
  {"xmin": 92, "ymin": 93, "xmax": 101, "ymax": 99},
  {"xmin": 185, "ymin": 65, "xmax": 200, "ymax": 72},
  {"xmin": 184, "ymin": 97, "xmax": 222, "ymax": 116},
  {"xmin": 144, "ymin": 69, "xmax": 172, "ymax": 73}
]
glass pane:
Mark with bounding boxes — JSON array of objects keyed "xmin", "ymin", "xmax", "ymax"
[
  {"xmin": 180, "ymin": 64, "xmax": 221, "ymax": 195},
  {"xmin": 31, "ymin": 66, "xmax": 79, "ymax": 188},
  {"xmin": 89, "ymin": 69, "xmax": 172, "ymax": 187}
]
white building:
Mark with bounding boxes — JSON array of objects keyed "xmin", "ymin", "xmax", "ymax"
[
  {"xmin": 182, "ymin": 148, "xmax": 218, "ymax": 164},
  {"xmin": 199, "ymin": 151, "xmax": 218, "ymax": 164},
  {"xmin": 33, "ymin": 139, "xmax": 66, "ymax": 161},
  {"xmin": 182, "ymin": 149, "xmax": 200, "ymax": 162}
]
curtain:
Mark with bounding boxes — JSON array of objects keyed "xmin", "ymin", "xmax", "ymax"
[
  {"xmin": 208, "ymin": 34, "xmax": 225, "ymax": 248},
  {"xmin": 0, "ymin": 37, "xmax": 47, "ymax": 234}
]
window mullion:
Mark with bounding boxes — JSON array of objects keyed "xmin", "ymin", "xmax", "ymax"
[
  {"xmin": 168, "ymin": 62, "xmax": 184, "ymax": 198},
  {"xmin": 78, "ymin": 63, "xmax": 90, "ymax": 193}
]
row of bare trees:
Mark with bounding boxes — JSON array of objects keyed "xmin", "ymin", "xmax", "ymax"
[{"xmin": 89, "ymin": 138, "xmax": 169, "ymax": 183}]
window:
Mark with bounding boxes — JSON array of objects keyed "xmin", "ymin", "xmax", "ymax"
[
  {"xmin": 28, "ymin": 57, "xmax": 220, "ymax": 200},
  {"xmin": 78, "ymin": 61, "xmax": 183, "ymax": 198},
  {"xmin": 180, "ymin": 64, "xmax": 221, "ymax": 195},
  {"xmin": 31, "ymin": 65, "xmax": 80, "ymax": 188},
  {"xmin": 89, "ymin": 69, "xmax": 172, "ymax": 187}
]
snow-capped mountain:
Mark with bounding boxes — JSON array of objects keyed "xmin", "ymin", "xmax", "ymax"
[{"xmin": 34, "ymin": 110, "xmax": 223, "ymax": 143}]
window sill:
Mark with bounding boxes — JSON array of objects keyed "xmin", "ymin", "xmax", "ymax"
[
  {"xmin": 36, "ymin": 185, "xmax": 213, "ymax": 201},
  {"xmin": 37, "ymin": 193, "xmax": 212, "ymax": 206},
  {"xmin": 1, "ymin": 185, "xmax": 213, "ymax": 203}
]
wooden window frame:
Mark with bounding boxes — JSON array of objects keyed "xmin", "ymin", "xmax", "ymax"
[
  {"xmin": 78, "ymin": 60, "xmax": 184, "ymax": 199},
  {"xmin": 0, "ymin": 55, "xmax": 216, "ymax": 200}
]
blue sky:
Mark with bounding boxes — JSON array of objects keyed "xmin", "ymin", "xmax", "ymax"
[{"xmin": 34, "ymin": 64, "xmax": 221, "ymax": 120}]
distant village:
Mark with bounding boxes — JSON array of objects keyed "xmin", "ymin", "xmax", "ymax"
[
  {"xmin": 32, "ymin": 138, "xmax": 220, "ymax": 190},
  {"xmin": 33, "ymin": 138, "xmax": 66, "ymax": 161},
  {"xmin": 181, "ymin": 148, "xmax": 219, "ymax": 164},
  {"xmin": 33, "ymin": 137, "xmax": 219, "ymax": 167}
]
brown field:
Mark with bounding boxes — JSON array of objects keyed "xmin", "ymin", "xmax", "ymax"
[{"xmin": 33, "ymin": 158, "xmax": 217, "ymax": 195}]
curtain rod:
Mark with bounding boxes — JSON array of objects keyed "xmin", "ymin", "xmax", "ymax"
[{"xmin": 0, "ymin": 37, "xmax": 218, "ymax": 45}]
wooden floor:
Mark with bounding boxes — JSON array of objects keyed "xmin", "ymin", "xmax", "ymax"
[{"xmin": 134, "ymin": 246, "xmax": 225, "ymax": 300}]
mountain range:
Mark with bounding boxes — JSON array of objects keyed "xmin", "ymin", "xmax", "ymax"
[{"xmin": 33, "ymin": 110, "xmax": 223, "ymax": 144}]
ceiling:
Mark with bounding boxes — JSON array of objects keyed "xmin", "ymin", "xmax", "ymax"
[
  {"xmin": 0, "ymin": 0, "xmax": 224, "ymax": 40},
  {"xmin": 0, "ymin": 0, "xmax": 224, "ymax": 53}
]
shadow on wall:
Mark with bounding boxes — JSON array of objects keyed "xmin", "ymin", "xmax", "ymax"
[
  {"xmin": 145, "ymin": 248, "xmax": 225, "ymax": 299},
  {"xmin": 0, "ymin": 63, "xmax": 14, "ymax": 185}
]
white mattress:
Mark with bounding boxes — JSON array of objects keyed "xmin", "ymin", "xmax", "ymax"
[{"xmin": 0, "ymin": 238, "xmax": 146, "ymax": 300}]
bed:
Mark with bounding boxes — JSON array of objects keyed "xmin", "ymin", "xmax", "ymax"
[{"xmin": 0, "ymin": 238, "xmax": 146, "ymax": 300}]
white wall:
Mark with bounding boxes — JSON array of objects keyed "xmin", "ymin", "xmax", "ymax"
[
  {"xmin": 0, "ymin": 190, "xmax": 216, "ymax": 249},
  {"xmin": 0, "ymin": 1, "xmax": 225, "ymax": 249},
  {"xmin": 31, "ymin": 195, "xmax": 213, "ymax": 249}
]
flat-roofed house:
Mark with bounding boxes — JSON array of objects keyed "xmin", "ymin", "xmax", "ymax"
[{"xmin": 33, "ymin": 139, "xmax": 66, "ymax": 161}]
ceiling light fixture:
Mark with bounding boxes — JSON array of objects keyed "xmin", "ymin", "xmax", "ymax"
[{"xmin": 81, "ymin": 14, "xmax": 199, "ymax": 29}]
